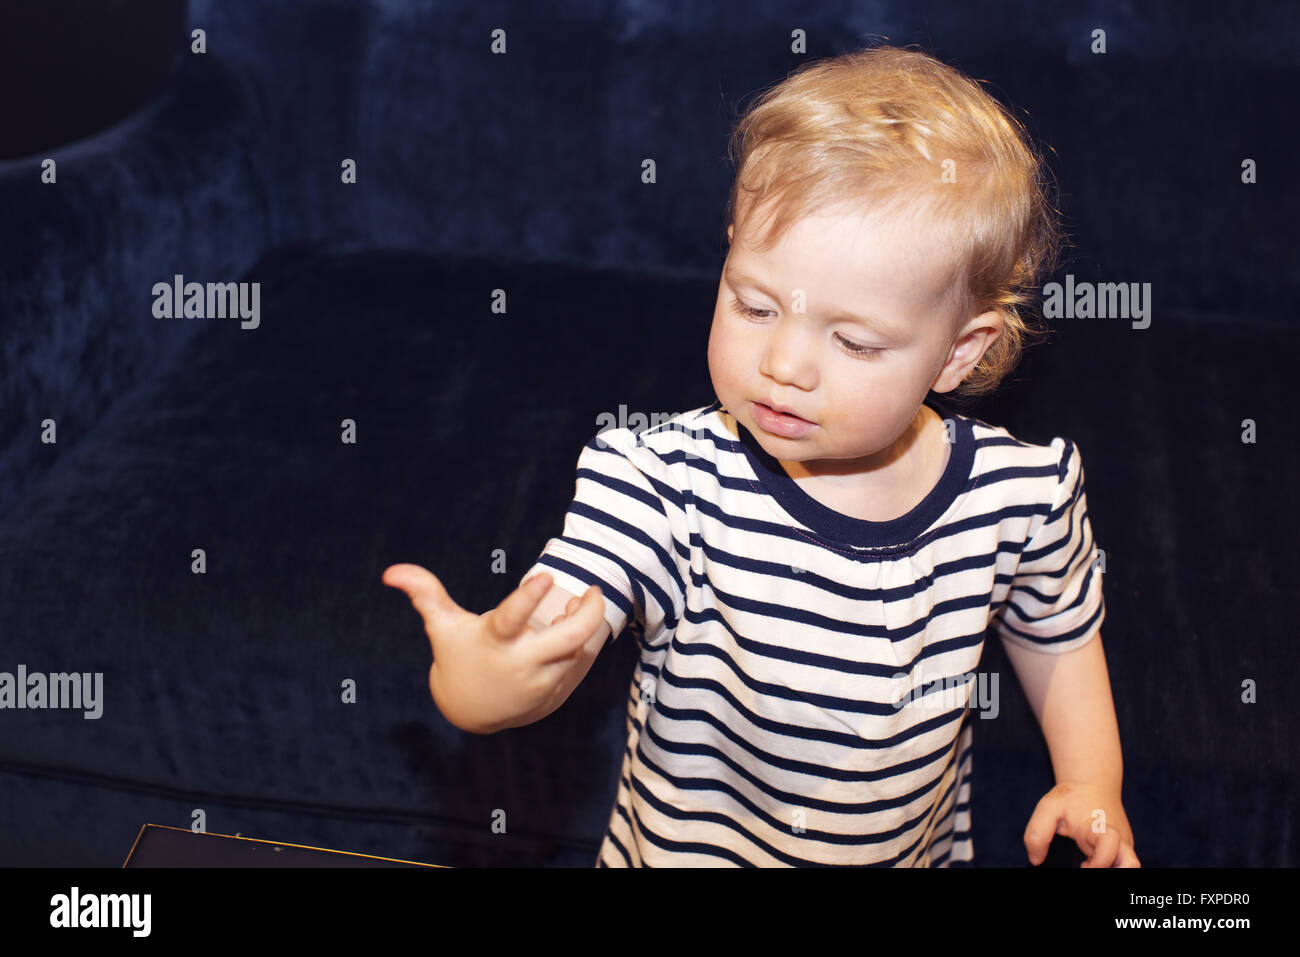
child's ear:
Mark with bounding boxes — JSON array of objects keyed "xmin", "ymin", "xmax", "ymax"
[{"xmin": 727, "ymin": 224, "xmax": 733, "ymax": 244}]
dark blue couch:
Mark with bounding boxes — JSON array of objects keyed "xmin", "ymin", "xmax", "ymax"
[{"xmin": 1, "ymin": 0, "xmax": 1295, "ymax": 867}]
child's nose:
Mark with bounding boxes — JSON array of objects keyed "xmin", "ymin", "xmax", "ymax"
[{"xmin": 760, "ymin": 321, "xmax": 819, "ymax": 388}]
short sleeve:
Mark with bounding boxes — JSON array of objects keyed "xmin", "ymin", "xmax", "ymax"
[
  {"xmin": 994, "ymin": 437, "xmax": 1106, "ymax": 654},
  {"xmin": 518, "ymin": 428, "xmax": 685, "ymax": 644}
]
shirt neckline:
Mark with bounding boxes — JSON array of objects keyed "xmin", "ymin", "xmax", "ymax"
[{"xmin": 728, "ymin": 393, "xmax": 976, "ymax": 550}]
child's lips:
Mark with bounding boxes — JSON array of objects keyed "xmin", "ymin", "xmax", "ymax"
[
  {"xmin": 761, "ymin": 400, "xmax": 809, "ymax": 421},
  {"xmin": 752, "ymin": 401, "xmax": 817, "ymax": 438}
]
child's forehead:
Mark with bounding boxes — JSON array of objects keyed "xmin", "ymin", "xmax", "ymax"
[
  {"xmin": 733, "ymin": 208, "xmax": 961, "ymax": 286},
  {"xmin": 739, "ymin": 191, "xmax": 955, "ymax": 248}
]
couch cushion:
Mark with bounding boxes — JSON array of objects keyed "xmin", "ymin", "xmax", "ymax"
[{"xmin": 2, "ymin": 245, "xmax": 1294, "ymax": 866}]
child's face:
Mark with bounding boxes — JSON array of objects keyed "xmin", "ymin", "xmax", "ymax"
[{"xmin": 707, "ymin": 201, "xmax": 1000, "ymax": 479}]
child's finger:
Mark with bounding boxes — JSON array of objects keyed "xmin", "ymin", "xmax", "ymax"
[
  {"xmin": 486, "ymin": 572, "xmax": 554, "ymax": 642},
  {"xmin": 1023, "ymin": 792, "xmax": 1067, "ymax": 866},
  {"xmin": 1115, "ymin": 841, "xmax": 1141, "ymax": 868},
  {"xmin": 548, "ymin": 596, "xmax": 578, "ymax": 625},
  {"xmin": 1081, "ymin": 826, "xmax": 1119, "ymax": 868},
  {"xmin": 555, "ymin": 594, "xmax": 583, "ymax": 622},
  {"xmin": 532, "ymin": 585, "xmax": 605, "ymax": 663}
]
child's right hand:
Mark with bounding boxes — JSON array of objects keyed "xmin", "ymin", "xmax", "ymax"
[{"xmin": 381, "ymin": 564, "xmax": 605, "ymax": 734}]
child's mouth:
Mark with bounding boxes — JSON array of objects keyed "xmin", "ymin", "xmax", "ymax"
[{"xmin": 752, "ymin": 401, "xmax": 817, "ymax": 438}]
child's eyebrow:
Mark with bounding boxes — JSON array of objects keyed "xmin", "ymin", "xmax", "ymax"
[{"xmin": 724, "ymin": 266, "xmax": 904, "ymax": 339}]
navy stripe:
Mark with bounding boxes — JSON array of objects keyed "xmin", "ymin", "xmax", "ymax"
[
  {"xmin": 641, "ymin": 706, "xmax": 963, "ymax": 798},
  {"xmin": 624, "ymin": 758, "xmax": 941, "ymax": 866},
  {"xmin": 1005, "ymin": 556, "xmax": 1099, "ymax": 623},
  {"xmin": 1000, "ymin": 598, "xmax": 1104, "ymax": 646}
]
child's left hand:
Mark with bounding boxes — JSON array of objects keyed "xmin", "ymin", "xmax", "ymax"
[{"xmin": 1024, "ymin": 781, "xmax": 1141, "ymax": 868}]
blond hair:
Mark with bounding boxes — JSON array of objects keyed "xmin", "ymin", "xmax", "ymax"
[{"xmin": 724, "ymin": 43, "xmax": 1066, "ymax": 400}]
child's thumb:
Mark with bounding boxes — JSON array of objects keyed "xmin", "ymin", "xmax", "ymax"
[{"xmin": 382, "ymin": 563, "xmax": 458, "ymax": 624}]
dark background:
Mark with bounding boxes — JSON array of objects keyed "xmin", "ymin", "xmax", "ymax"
[{"xmin": 0, "ymin": 0, "xmax": 1295, "ymax": 868}]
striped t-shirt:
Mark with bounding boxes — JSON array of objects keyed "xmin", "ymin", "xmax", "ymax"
[{"xmin": 520, "ymin": 394, "xmax": 1105, "ymax": 866}]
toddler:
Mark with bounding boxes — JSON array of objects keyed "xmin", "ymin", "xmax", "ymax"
[{"xmin": 383, "ymin": 43, "xmax": 1137, "ymax": 868}]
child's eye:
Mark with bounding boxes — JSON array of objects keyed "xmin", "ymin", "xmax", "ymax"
[
  {"xmin": 730, "ymin": 296, "xmax": 883, "ymax": 358},
  {"xmin": 730, "ymin": 295, "xmax": 772, "ymax": 320},
  {"xmin": 834, "ymin": 334, "xmax": 883, "ymax": 358}
]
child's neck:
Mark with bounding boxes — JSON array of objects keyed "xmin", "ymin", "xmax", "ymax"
[{"xmin": 780, "ymin": 404, "xmax": 950, "ymax": 523}]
